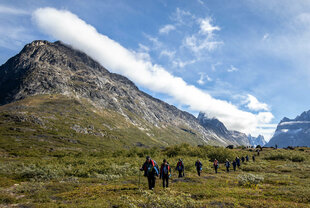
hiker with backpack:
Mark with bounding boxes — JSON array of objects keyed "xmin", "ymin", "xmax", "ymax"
[
  {"xmin": 225, "ymin": 159, "xmax": 230, "ymax": 172},
  {"xmin": 160, "ymin": 159, "xmax": 171, "ymax": 188},
  {"xmin": 195, "ymin": 159, "xmax": 203, "ymax": 176},
  {"xmin": 241, "ymin": 156, "xmax": 245, "ymax": 163},
  {"xmin": 140, "ymin": 156, "xmax": 159, "ymax": 190},
  {"xmin": 213, "ymin": 159, "xmax": 219, "ymax": 174},
  {"xmin": 245, "ymin": 155, "xmax": 249, "ymax": 162},
  {"xmin": 236, "ymin": 157, "xmax": 241, "ymax": 168},
  {"xmin": 252, "ymin": 155, "xmax": 256, "ymax": 162},
  {"xmin": 176, "ymin": 158, "xmax": 184, "ymax": 178},
  {"xmin": 232, "ymin": 160, "xmax": 237, "ymax": 171}
]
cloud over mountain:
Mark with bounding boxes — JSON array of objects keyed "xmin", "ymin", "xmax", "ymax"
[{"xmin": 33, "ymin": 7, "xmax": 274, "ymax": 136}]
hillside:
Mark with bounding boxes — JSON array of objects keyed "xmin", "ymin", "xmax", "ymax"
[{"xmin": 0, "ymin": 40, "xmax": 250, "ymax": 152}]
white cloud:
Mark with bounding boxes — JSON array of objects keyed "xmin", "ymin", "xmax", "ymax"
[
  {"xmin": 138, "ymin": 43, "xmax": 149, "ymax": 52},
  {"xmin": 183, "ymin": 16, "xmax": 222, "ymax": 54},
  {"xmin": 159, "ymin": 49, "xmax": 175, "ymax": 59},
  {"xmin": 171, "ymin": 8, "xmax": 194, "ymax": 25},
  {"xmin": 0, "ymin": 5, "xmax": 29, "ymax": 15},
  {"xmin": 184, "ymin": 35, "xmax": 222, "ymax": 53},
  {"xmin": 197, "ymin": 0, "xmax": 204, "ymax": 5},
  {"xmin": 144, "ymin": 34, "xmax": 163, "ymax": 49},
  {"xmin": 211, "ymin": 62, "xmax": 221, "ymax": 71},
  {"xmin": 227, "ymin": 65, "xmax": 239, "ymax": 72},
  {"xmin": 262, "ymin": 33, "xmax": 269, "ymax": 41},
  {"xmin": 246, "ymin": 94, "xmax": 270, "ymax": 111},
  {"xmin": 172, "ymin": 59, "xmax": 197, "ymax": 68},
  {"xmin": 197, "ymin": 73, "xmax": 212, "ymax": 85},
  {"xmin": 159, "ymin": 24, "xmax": 176, "ymax": 34},
  {"xmin": 33, "ymin": 7, "xmax": 274, "ymax": 135},
  {"xmin": 199, "ymin": 17, "xmax": 220, "ymax": 35}
]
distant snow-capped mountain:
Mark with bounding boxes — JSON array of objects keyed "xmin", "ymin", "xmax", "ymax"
[{"xmin": 266, "ymin": 110, "xmax": 310, "ymax": 148}]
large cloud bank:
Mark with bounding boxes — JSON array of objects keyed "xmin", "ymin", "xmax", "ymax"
[{"xmin": 32, "ymin": 8, "xmax": 274, "ymax": 136}]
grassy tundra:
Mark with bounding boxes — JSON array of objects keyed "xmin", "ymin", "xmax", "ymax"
[{"xmin": 0, "ymin": 143, "xmax": 310, "ymax": 208}]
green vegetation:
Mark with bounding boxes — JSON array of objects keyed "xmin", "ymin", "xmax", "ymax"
[
  {"xmin": 0, "ymin": 143, "xmax": 309, "ymax": 207},
  {"xmin": 1, "ymin": 96, "xmax": 310, "ymax": 207}
]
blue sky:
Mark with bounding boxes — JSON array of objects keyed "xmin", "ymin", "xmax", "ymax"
[{"xmin": 1, "ymin": 0, "xmax": 310, "ymax": 140}]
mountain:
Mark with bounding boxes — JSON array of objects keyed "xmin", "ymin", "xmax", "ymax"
[
  {"xmin": 197, "ymin": 112, "xmax": 250, "ymax": 146},
  {"xmin": 247, "ymin": 134, "xmax": 266, "ymax": 147},
  {"xmin": 0, "ymin": 40, "xmax": 248, "ymax": 154},
  {"xmin": 266, "ymin": 110, "xmax": 310, "ymax": 148}
]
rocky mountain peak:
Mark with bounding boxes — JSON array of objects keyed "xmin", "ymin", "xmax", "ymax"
[
  {"xmin": 0, "ymin": 40, "xmax": 254, "ymax": 147},
  {"xmin": 295, "ymin": 110, "xmax": 310, "ymax": 121}
]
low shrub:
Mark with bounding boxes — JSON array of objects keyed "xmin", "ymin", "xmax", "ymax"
[
  {"xmin": 163, "ymin": 144, "xmax": 236, "ymax": 162},
  {"xmin": 238, "ymin": 173, "xmax": 264, "ymax": 187},
  {"xmin": 264, "ymin": 151, "xmax": 306, "ymax": 162},
  {"xmin": 118, "ymin": 190, "xmax": 201, "ymax": 208}
]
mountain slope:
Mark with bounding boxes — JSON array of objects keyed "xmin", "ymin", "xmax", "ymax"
[
  {"xmin": 267, "ymin": 110, "xmax": 310, "ymax": 148},
  {"xmin": 197, "ymin": 112, "xmax": 250, "ymax": 146},
  {"xmin": 0, "ymin": 40, "xmax": 247, "ymax": 152}
]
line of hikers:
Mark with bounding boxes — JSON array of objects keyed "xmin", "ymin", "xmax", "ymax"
[{"xmin": 140, "ymin": 154, "xmax": 257, "ymax": 190}]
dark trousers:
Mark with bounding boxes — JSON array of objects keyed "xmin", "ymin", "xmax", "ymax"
[
  {"xmin": 226, "ymin": 167, "xmax": 230, "ymax": 172},
  {"xmin": 147, "ymin": 175, "xmax": 156, "ymax": 190},
  {"xmin": 162, "ymin": 174, "xmax": 169, "ymax": 188},
  {"xmin": 233, "ymin": 165, "xmax": 236, "ymax": 171},
  {"xmin": 178, "ymin": 170, "xmax": 183, "ymax": 178},
  {"xmin": 197, "ymin": 168, "xmax": 201, "ymax": 176},
  {"xmin": 214, "ymin": 166, "xmax": 218, "ymax": 173}
]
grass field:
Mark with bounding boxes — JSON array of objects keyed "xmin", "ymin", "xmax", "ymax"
[{"xmin": 0, "ymin": 144, "xmax": 310, "ymax": 208}]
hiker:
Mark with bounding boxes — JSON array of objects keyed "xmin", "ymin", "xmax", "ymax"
[
  {"xmin": 195, "ymin": 159, "xmax": 203, "ymax": 176},
  {"xmin": 232, "ymin": 160, "xmax": 237, "ymax": 171},
  {"xmin": 176, "ymin": 158, "xmax": 184, "ymax": 178},
  {"xmin": 140, "ymin": 156, "xmax": 159, "ymax": 190},
  {"xmin": 275, "ymin": 144, "xmax": 278, "ymax": 149},
  {"xmin": 245, "ymin": 155, "xmax": 249, "ymax": 162},
  {"xmin": 225, "ymin": 159, "xmax": 230, "ymax": 172},
  {"xmin": 236, "ymin": 157, "xmax": 241, "ymax": 168},
  {"xmin": 160, "ymin": 159, "xmax": 171, "ymax": 188},
  {"xmin": 257, "ymin": 149, "xmax": 260, "ymax": 156},
  {"xmin": 252, "ymin": 155, "xmax": 256, "ymax": 162},
  {"xmin": 213, "ymin": 159, "xmax": 219, "ymax": 174},
  {"xmin": 241, "ymin": 156, "xmax": 245, "ymax": 163}
]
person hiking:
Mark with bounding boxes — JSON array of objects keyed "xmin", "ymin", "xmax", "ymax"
[
  {"xmin": 195, "ymin": 159, "xmax": 203, "ymax": 176},
  {"xmin": 252, "ymin": 155, "xmax": 256, "ymax": 162},
  {"xmin": 236, "ymin": 157, "xmax": 241, "ymax": 168},
  {"xmin": 213, "ymin": 159, "xmax": 219, "ymax": 174},
  {"xmin": 225, "ymin": 159, "xmax": 230, "ymax": 172},
  {"xmin": 140, "ymin": 156, "xmax": 159, "ymax": 190},
  {"xmin": 245, "ymin": 155, "xmax": 249, "ymax": 162},
  {"xmin": 232, "ymin": 160, "xmax": 237, "ymax": 171},
  {"xmin": 160, "ymin": 159, "xmax": 171, "ymax": 188},
  {"xmin": 257, "ymin": 149, "xmax": 260, "ymax": 156},
  {"xmin": 176, "ymin": 158, "xmax": 184, "ymax": 178},
  {"xmin": 241, "ymin": 156, "xmax": 245, "ymax": 163}
]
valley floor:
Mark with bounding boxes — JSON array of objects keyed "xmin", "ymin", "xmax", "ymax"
[{"xmin": 0, "ymin": 145, "xmax": 310, "ymax": 208}]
